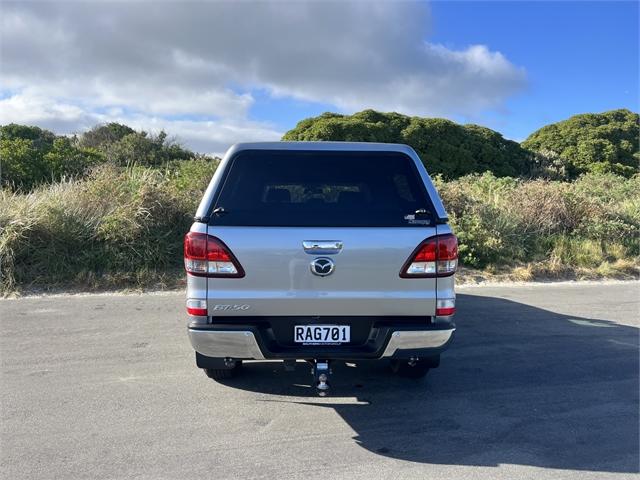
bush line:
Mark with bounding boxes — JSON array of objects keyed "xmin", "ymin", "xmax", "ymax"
[{"xmin": 1, "ymin": 164, "xmax": 637, "ymax": 293}]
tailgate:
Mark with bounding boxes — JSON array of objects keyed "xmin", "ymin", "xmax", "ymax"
[{"xmin": 206, "ymin": 226, "xmax": 437, "ymax": 317}]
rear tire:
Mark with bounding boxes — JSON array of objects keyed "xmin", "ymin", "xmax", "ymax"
[
  {"xmin": 390, "ymin": 355, "xmax": 439, "ymax": 379},
  {"xmin": 204, "ymin": 366, "xmax": 240, "ymax": 380},
  {"xmin": 196, "ymin": 352, "xmax": 243, "ymax": 380}
]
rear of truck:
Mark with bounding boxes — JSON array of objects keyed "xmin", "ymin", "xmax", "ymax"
[{"xmin": 185, "ymin": 142, "xmax": 457, "ymax": 391}]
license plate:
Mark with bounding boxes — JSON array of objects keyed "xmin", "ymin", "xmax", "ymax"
[{"xmin": 294, "ymin": 325, "xmax": 350, "ymax": 345}]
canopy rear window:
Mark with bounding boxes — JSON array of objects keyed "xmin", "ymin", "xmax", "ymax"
[{"xmin": 210, "ymin": 150, "xmax": 433, "ymax": 227}]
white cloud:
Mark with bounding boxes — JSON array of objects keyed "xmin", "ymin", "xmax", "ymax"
[
  {"xmin": 0, "ymin": 0, "xmax": 526, "ymax": 153},
  {"xmin": 0, "ymin": 92, "xmax": 281, "ymax": 156}
]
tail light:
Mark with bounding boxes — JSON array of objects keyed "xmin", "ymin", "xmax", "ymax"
[
  {"xmin": 400, "ymin": 234, "xmax": 458, "ymax": 278},
  {"xmin": 436, "ymin": 298, "xmax": 456, "ymax": 316},
  {"xmin": 184, "ymin": 232, "xmax": 245, "ymax": 277},
  {"xmin": 186, "ymin": 298, "xmax": 207, "ymax": 316}
]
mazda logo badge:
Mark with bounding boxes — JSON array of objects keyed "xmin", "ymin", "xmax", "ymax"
[{"xmin": 310, "ymin": 257, "xmax": 335, "ymax": 277}]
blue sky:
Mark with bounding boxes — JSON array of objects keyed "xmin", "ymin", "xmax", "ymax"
[
  {"xmin": 430, "ymin": 0, "xmax": 639, "ymax": 139},
  {"xmin": 1, "ymin": 1, "xmax": 638, "ymax": 153},
  {"xmin": 248, "ymin": 1, "xmax": 640, "ymax": 142}
]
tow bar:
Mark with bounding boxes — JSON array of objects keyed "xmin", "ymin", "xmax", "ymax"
[{"xmin": 311, "ymin": 359, "xmax": 331, "ymax": 396}]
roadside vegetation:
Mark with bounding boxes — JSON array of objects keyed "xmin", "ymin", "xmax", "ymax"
[
  {"xmin": 1, "ymin": 109, "xmax": 638, "ymax": 293},
  {"xmin": 0, "ymin": 160, "xmax": 217, "ymax": 293},
  {"xmin": 437, "ymin": 172, "xmax": 639, "ymax": 282},
  {"xmin": 284, "ymin": 108, "xmax": 639, "ymax": 180},
  {"xmin": 0, "ymin": 123, "xmax": 213, "ymax": 191}
]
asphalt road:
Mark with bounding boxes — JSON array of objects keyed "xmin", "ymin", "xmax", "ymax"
[{"xmin": 1, "ymin": 282, "xmax": 638, "ymax": 480}]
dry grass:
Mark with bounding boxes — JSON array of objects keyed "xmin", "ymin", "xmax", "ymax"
[
  {"xmin": 0, "ymin": 160, "xmax": 217, "ymax": 293},
  {"xmin": 436, "ymin": 172, "xmax": 639, "ymax": 275},
  {"xmin": 1, "ymin": 168, "xmax": 638, "ymax": 294}
]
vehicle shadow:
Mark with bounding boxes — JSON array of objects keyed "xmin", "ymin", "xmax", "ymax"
[{"xmin": 216, "ymin": 294, "xmax": 639, "ymax": 473}]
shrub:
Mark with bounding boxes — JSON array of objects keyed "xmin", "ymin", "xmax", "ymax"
[
  {"xmin": 522, "ymin": 109, "xmax": 639, "ymax": 178},
  {"xmin": 437, "ymin": 172, "xmax": 639, "ymax": 270},
  {"xmin": 1, "ymin": 168, "xmax": 637, "ymax": 293},
  {"xmin": 0, "ymin": 122, "xmax": 219, "ymax": 191},
  {"xmin": 1, "ymin": 124, "xmax": 103, "ymax": 190},
  {"xmin": 79, "ymin": 123, "xmax": 136, "ymax": 148},
  {"xmin": 0, "ymin": 162, "xmax": 215, "ymax": 291},
  {"xmin": 283, "ymin": 109, "xmax": 533, "ymax": 179}
]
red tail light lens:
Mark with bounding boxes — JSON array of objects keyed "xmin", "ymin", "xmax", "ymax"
[
  {"xmin": 186, "ymin": 299, "xmax": 207, "ymax": 316},
  {"xmin": 184, "ymin": 232, "xmax": 244, "ymax": 277},
  {"xmin": 400, "ymin": 234, "xmax": 458, "ymax": 278},
  {"xmin": 436, "ymin": 298, "xmax": 456, "ymax": 316}
]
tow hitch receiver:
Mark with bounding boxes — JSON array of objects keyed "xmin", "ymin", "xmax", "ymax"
[{"xmin": 312, "ymin": 360, "xmax": 331, "ymax": 396}]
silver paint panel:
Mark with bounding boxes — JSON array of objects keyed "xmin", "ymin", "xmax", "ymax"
[{"xmin": 205, "ymin": 226, "xmax": 438, "ymax": 317}]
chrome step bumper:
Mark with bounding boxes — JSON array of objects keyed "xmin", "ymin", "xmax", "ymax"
[
  {"xmin": 380, "ymin": 329, "xmax": 455, "ymax": 357},
  {"xmin": 189, "ymin": 329, "xmax": 265, "ymax": 359},
  {"xmin": 188, "ymin": 327, "xmax": 455, "ymax": 360}
]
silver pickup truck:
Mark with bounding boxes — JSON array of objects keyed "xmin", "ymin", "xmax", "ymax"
[{"xmin": 185, "ymin": 142, "xmax": 457, "ymax": 395}]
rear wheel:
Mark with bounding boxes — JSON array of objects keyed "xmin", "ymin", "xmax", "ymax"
[
  {"xmin": 196, "ymin": 352, "xmax": 243, "ymax": 380},
  {"xmin": 204, "ymin": 364, "xmax": 241, "ymax": 380},
  {"xmin": 390, "ymin": 355, "xmax": 439, "ymax": 378}
]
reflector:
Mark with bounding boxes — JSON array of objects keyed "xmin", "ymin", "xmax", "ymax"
[{"xmin": 186, "ymin": 298, "xmax": 207, "ymax": 316}]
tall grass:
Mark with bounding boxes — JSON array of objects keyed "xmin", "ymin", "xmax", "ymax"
[
  {"xmin": 0, "ymin": 166, "xmax": 637, "ymax": 293},
  {"xmin": 435, "ymin": 172, "xmax": 639, "ymax": 279},
  {"xmin": 0, "ymin": 159, "xmax": 217, "ymax": 292}
]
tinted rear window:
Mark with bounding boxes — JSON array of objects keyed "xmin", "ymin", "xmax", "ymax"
[{"xmin": 210, "ymin": 150, "xmax": 433, "ymax": 227}]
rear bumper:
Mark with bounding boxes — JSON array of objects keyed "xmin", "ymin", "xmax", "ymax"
[
  {"xmin": 188, "ymin": 321, "xmax": 455, "ymax": 360},
  {"xmin": 380, "ymin": 329, "xmax": 454, "ymax": 357},
  {"xmin": 189, "ymin": 329, "xmax": 267, "ymax": 360}
]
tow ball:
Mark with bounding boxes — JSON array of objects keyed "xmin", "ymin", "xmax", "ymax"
[{"xmin": 311, "ymin": 360, "xmax": 331, "ymax": 396}]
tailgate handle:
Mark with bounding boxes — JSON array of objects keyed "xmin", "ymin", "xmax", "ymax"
[{"xmin": 302, "ymin": 241, "xmax": 343, "ymax": 254}]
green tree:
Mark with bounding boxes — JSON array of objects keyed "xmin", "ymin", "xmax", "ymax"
[
  {"xmin": 81, "ymin": 124, "xmax": 196, "ymax": 167},
  {"xmin": 283, "ymin": 109, "xmax": 532, "ymax": 178},
  {"xmin": 0, "ymin": 137, "xmax": 46, "ymax": 189},
  {"xmin": 1, "ymin": 124, "xmax": 105, "ymax": 189},
  {"xmin": 43, "ymin": 138, "xmax": 103, "ymax": 180},
  {"xmin": 104, "ymin": 130, "xmax": 194, "ymax": 167},
  {"xmin": 522, "ymin": 109, "xmax": 639, "ymax": 178},
  {"xmin": 79, "ymin": 123, "xmax": 135, "ymax": 149},
  {"xmin": 0, "ymin": 124, "xmax": 56, "ymax": 148},
  {"xmin": 0, "ymin": 122, "xmax": 213, "ymax": 190}
]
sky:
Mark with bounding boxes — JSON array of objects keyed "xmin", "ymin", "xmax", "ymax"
[{"xmin": 0, "ymin": 0, "xmax": 638, "ymax": 155}]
